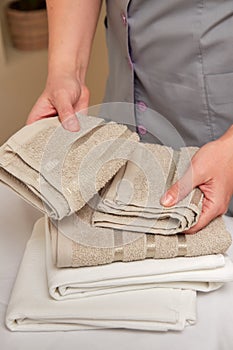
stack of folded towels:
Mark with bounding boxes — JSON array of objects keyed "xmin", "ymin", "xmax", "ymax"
[{"xmin": 1, "ymin": 114, "xmax": 233, "ymax": 332}]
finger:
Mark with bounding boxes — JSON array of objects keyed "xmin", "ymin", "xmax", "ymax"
[
  {"xmin": 160, "ymin": 164, "xmax": 197, "ymax": 207},
  {"xmin": 55, "ymin": 91, "xmax": 80, "ymax": 132},
  {"xmin": 184, "ymin": 198, "xmax": 218, "ymax": 234},
  {"xmin": 62, "ymin": 115, "xmax": 80, "ymax": 132},
  {"xmin": 26, "ymin": 97, "xmax": 57, "ymax": 125}
]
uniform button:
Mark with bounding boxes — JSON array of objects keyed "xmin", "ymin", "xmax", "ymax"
[
  {"xmin": 121, "ymin": 11, "xmax": 127, "ymax": 26},
  {"xmin": 137, "ymin": 101, "xmax": 147, "ymax": 112},
  {"xmin": 137, "ymin": 125, "xmax": 147, "ymax": 135}
]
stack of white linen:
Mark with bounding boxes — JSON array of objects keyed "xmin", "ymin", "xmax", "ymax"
[{"xmin": 5, "ymin": 217, "xmax": 233, "ymax": 332}]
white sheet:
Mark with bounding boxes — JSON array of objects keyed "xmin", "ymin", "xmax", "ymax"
[
  {"xmin": 5, "ymin": 218, "xmax": 198, "ymax": 332},
  {"xmin": 1, "ymin": 184, "xmax": 233, "ymax": 349}
]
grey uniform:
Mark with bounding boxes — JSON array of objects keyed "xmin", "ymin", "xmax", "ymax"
[
  {"xmin": 103, "ymin": 0, "xmax": 233, "ymax": 212},
  {"xmin": 105, "ymin": 0, "xmax": 233, "ymax": 212}
]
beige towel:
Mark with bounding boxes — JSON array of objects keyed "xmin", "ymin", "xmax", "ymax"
[
  {"xmin": 48, "ymin": 195, "xmax": 231, "ymax": 267},
  {"xmin": 92, "ymin": 143, "xmax": 203, "ymax": 234},
  {"xmin": 0, "ymin": 114, "xmax": 139, "ymax": 220}
]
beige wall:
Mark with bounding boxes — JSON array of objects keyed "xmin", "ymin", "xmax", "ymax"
[
  {"xmin": 86, "ymin": 5, "xmax": 109, "ymax": 107},
  {"xmin": 0, "ymin": 2, "xmax": 108, "ymax": 144}
]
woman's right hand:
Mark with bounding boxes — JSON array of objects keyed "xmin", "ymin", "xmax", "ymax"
[
  {"xmin": 26, "ymin": 0, "xmax": 102, "ymax": 131},
  {"xmin": 26, "ymin": 72, "xmax": 90, "ymax": 132}
]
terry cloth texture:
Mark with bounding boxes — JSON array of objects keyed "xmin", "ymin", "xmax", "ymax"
[
  {"xmin": 92, "ymin": 143, "xmax": 204, "ymax": 234},
  {"xmin": 5, "ymin": 218, "xmax": 198, "ymax": 332},
  {"xmin": 0, "ymin": 115, "xmax": 139, "ymax": 220},
  {"xmin": 48, "ymin": 195, "xmax": 232, "ymax": 268},
  {"xmin": 43, "ymin": 215, "xmax": 233, "ymax": 301}
]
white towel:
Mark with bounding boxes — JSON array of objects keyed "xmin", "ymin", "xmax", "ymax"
[{"xmin": 6, "ymin": 218, "xmax": 197, "ymax": 332}]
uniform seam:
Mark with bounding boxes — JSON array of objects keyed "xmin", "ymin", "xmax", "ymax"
[
  {"xmin": 197, "ymin": 0, "xmax": 216, "ymax": 141},
  {"xmin": 126, "ymin": 0, "xmax": 138, "ymax": 131}
]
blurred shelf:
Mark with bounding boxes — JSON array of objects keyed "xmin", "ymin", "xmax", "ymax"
[{"xmin": 0, "ymin": 1, "xmax": 48, "ymax": 70}]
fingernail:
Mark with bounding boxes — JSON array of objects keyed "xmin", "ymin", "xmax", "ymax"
[
  {"xmin": 160, "ymin": 193, "xmax": 174, "ymax": 206},
  {"xmin": 63, "ymin": 117, "xmax": 80, "ymax": 132}
]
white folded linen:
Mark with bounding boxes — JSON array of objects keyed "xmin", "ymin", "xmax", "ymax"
[
  {"xmin": 44, "ymin": 218, "xmax": 233, "ymax": 300},
  {"xmin": 6, "ymin": 218, "xmax": 197, "ymax": 332}
]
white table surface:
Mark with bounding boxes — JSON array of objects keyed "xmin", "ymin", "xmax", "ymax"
[{"xmin": 1, "ymin": 184, "xmax": 233, "ymax": 350}]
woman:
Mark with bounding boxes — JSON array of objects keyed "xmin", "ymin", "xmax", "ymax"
[{"xmin": 27, "ymin": 0, "xmax": 233, "ymax": 232}]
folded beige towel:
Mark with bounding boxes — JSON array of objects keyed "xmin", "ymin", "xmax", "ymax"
[
  {"xmin": 92, "ymin": 143, "xmax": 203, "ymax": 234},
  {"xmin": 46, "ymin": 217, "xmax": 233, "ymax": 302},
  {"xmin": 0, "ymin": 115, "xmax": 139, "ymax": 220},
  {"xmin": 48, "ymin": 195, "xmax": 231, "ymax": 267}
]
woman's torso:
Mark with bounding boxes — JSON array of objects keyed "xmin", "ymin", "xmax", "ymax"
[{"xmin": 103, "ymin": 0, "xmax": 233, "ymax": 148}]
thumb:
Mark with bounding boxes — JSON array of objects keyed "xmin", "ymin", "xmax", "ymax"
[
  {"xmin": 160, "ymin": 165, "xmax": 196, "ymax": 207},
  {"xmin": 55, "ymin": 91, "xmax": 80, "ymax": 132}
]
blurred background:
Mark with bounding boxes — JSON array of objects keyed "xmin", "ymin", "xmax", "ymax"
[{"xmin": 0, "ymin": 0, "xmax": 108, "ymax": 144}]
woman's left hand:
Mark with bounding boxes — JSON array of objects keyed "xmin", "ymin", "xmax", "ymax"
[{"xmin": 160, "ymin": 126, "xmax": 233, "ymax": 233}]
